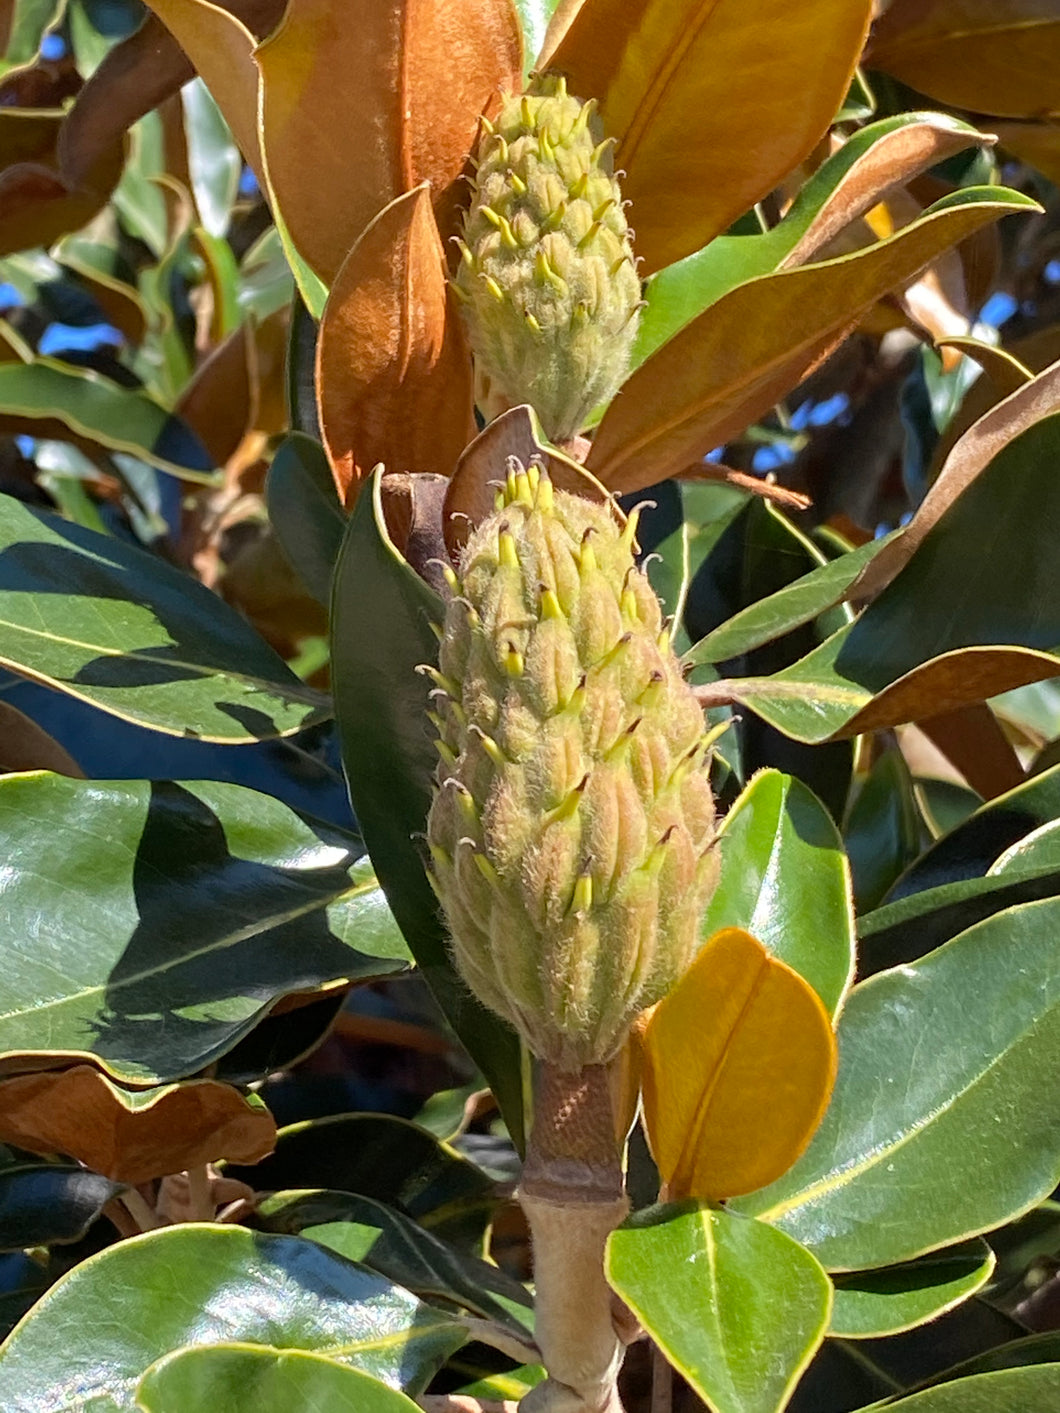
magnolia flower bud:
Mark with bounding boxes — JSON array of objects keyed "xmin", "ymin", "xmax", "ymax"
[
  {"xmin": 453, "ymin": 75, "xmax": 641, "ymax": 442},
  {"xmin": 426, "ymin": 465, "xmax": 718, "ymax": 1068}
]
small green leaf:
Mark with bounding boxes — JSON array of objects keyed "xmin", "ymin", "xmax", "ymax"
[
  {"xmin": 181, "ymin": 77, "xmax": 240, "ymax": 238},
  {"xmin": 136, "ymin": 1344, "xmax": 424, "ymax": 1413},
  {"xmin": 0, "ymin": 1225, "xmax": 467, "ymax": 1410},
  {"xmin": 844, "ymin": 750, "xmax": 926, "ymax": 912},
  {"xmin": 830, "ymin": 1241, "xmax": 995, "ymax": 1338},
  {"xmin": 701, "ymin": 769, "xmax": 855, "ymax": 1014},
  {"xmin": 735, "ymin": 896, "xmax": 1060, "ymax": 1269},
  {"xmin": 607, "ymin": 1203, "xmax": 831, "ymax": 1413}
]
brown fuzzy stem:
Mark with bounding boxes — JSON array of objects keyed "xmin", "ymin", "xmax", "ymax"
[{"xmin": 519, "ymin": 1063, "xmax": 628, "ymax": 1413}]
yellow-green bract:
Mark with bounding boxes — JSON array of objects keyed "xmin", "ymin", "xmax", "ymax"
[{"xmin": 425, "ymin": 464, "xmax": 718, "ymax": 1068}]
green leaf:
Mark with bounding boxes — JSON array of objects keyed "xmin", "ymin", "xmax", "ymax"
[
  {"xmin": 225, "ymin": 1114, "xmax": 496, "ymax": 1252},
  {"xmin": 844, "ymin": 750, "xmax": 926, "ymax": 912},
  {"xmin": 719, "ymin": 412, "xmax": 1060, "ymax": 744},
  {"xmin": 888, "ymin": 761, "xmax": 1060, "ymax": 898},
  {"xmin": 0, "ymin": 358, "xmax": 217, "ymax": 481},
  {"xmin": 701, "ymin": 769, "xmax": 854, "ymax": 1014},
  {"xmin": 863, "ymin": 1365, "xmax": 1060, "ymax": 1411},
  {"xmin": 0, "ymin": 493, "xmax": 324, "ymax": 740},
  {"xmin": 136, "ymin": 1345, "xmax": 424, "ymax": 1413},
  {"xmin": 330, "ymin": 468, "xmax": 525, "ymax": 1152},
  {"xmin": 0, "ymin": 774, "xmax": 408, "ymax": 1083},
  {"xmin": 0, "ymin": 1224, "xmax": 467, "ymax": 1410},
  {"xmin": 830, "ymin": 1241, "xmax": 995, "ymax": 1338},
  {"xmin": 606, "ymin": 1203, "xmax": 831, "ymax": 1413},
  {"xmin": 685, "ymin": 534, "xmax": 893, "ymax": 668},
  {"xmin": 734, "ymin": 896, "xmax": 1060, "ymax": 1269},
  {"xmin": 181, "ymin": 77, "xmax": 240, "ymax": 239},
  {"xmin": 266, "ymin": 433, "xmax": 344, "ymax": 608},
  {"xmin": 256, "ymin": 1188, "xmax": 533, "ymax": 1334},
  {"xmin": 0, "ymin": 1158, "xmax": 122, "ymax": 1251}
]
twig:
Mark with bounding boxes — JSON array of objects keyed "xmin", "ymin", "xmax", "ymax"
[{"xmin": 119, "ymin": 1188, "xmax": 163, "ymax": 1232}]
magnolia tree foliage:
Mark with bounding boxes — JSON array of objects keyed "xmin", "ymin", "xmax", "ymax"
[{"xmin": 0, "ymin": 2, "xmax": 1057, "ymax": 1412}]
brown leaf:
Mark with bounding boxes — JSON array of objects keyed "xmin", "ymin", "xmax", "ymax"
[
  {"xmin": 57, "ymin": 13, "xmax": 192, "ymax": 189},
  {"xmin": 547, "ymin": 0, "xmax": 874, "ymax": 274},
  {"xmin": 586, "ymin": 191, "xmax": 1032, "ymax": 495},
  {"xmin": 851, "ymin": 357, "xmax": 1060, "ymax": 603},
  {"xmin": 139, "ymin": 0, "xmax": 287, "ymax": 183},
  {"xmin": 780, "ymin": 117, "xmax": 995, "ymax": 270},
  {"xmin": 176, "ymin": 324, "xmax": 253, "ymax": 467},
  {"xmin": 0, "ymin": 1066, "xmax": 276, "ymax": 1185},
  {"xmin": 443, "ymin": 403, "xmax": 613, "ymax": 559},
  {"xmin": 379, "ymin": 471, "xmax": 451, "ymax": 591},
  {"xmin": 0, "ymin": 703, "xmax": 83, "ymax": 777},
  {"xmin": 917, "ymin": 703, "xmax": 1024, "ymax": 801},
  {"xmin": 989, "ymin": 120, "xmax": 1060, "ymax": 186},
  {"xmin": 869, "ymin": 0, "xmax": 1060, "ymax": 120},
  {"xmin": 256, "ymin": 0, "xmax": 522, "ymax": 283},
  {"xmin": 0, "ymin": 149, "xmax": 124, "ymax": 258},
  {"xmin": 316, "ymin": 185, "xmax": 475, "ymax": 508}
]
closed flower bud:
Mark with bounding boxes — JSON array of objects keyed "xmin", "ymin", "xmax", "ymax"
[
  {"xmin": 426, "ymin": 465, "xmax": 719, "ymax": 1068},
  {"xmin": 454, "ymin": 74, "xmax": 641, "ymax": 442}
]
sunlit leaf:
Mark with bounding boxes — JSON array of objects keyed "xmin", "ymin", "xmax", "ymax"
[
  {"xmin": 830, "ymin": 1241, "xmax": 995, "ymax": 1339},
  {"xmin": 735, "ymin": 896, "xmax": 1060, "ymax": 1270},
  {"xmin": 869, "ymin": 0, "xmax": 1060, "ymax": 120},
  {"xmin": 588, "ymin": 187, "xmax": 1038, "ymax": 493},
  {"xmin": 136, "ymin": 1346, "xmax": 425, "ymax": 1413},
  {"xmin": 641, "ymin": 927, "xmax": 837, "ymax": 1201},
  {"xmin": 700, "ymin": 771, "xmax": 855, "ymax": 1015},
  {"xmin": 255, "ymin": 0, "xmax": 522, "ymax": 282},
  {"xmin": 0, "ymin": 774, "xmax": 408, "ymax": 1084},
  {"xmin": 316, "ymin": 185, "xmax": 474, "ymax": 508},
  {"xmin": 607, "ymin": 1202, "xmax": 831, "ymax": 1413},
  {"xmin": 548, "ymin": 0, "xmax": 873, "ymax": 273},
  {"xmin": 0, "ymin": 1225, "xmax": 468, "ymax": 1407}
]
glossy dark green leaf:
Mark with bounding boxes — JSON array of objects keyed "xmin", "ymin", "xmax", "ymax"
[
  {"xmin": 330, "ymin": 468, "xmax": 525, "ymax": 1151},
  {"xmin": 213, "ymin": 993, "xmax": 346, "ymax": 1085},
  {"xmin": 0, "ymin": 493, "xmax": 323, "ymax": 740},
  {"xmin": 844, "ymin": 751, "xmax": 926, "ymax": 912},
  {"xmin": 265, "ymin": 433, "xmax": 344, "ymax": 608},
  {"xmin": 0, "ymin": 1224, "xmax": 467, "ymax": 1410},
  {"xmin": 226, "ymin": 1114, "xmax": 496, "ymax": 1252},
  {"xmin": 887, "ymin": 762, "xmax": 1060, "ymax": 899},
  {"xmin": 719, "ymin": 414, "xmax": 1060, "ymax": 744},
  {"xmin": 257, "ymin": 1188, "xmax": 532, "ymax": 1334},
  {"xmin": 735, "ymin": 897, "xmax": 1060, "ymax": 1269},
  {"xmin": 0, "ymin": 774, "xmax": 408, "ymax": 1083},
  {"xmin": 136, "ymin": 1344, "xmax": 424, "ymax": 1413},
  {"xmin": 830, "ymin": 1241, "xmax": 994, "ymax": 1338},
  {"xmin": 0, "ymin": 1159, "xmax": 122, "ymax": 1250},
  {"xmin": 701, "ymin": 770, "xmax": 854, "ymax": 1014},
  {"xmin": 286, "ymin": 293, "xmax": 320, "ymax": 437},
  {"xmin": 607, "ymin": 1203, "xmax": 831, "ymax": 1413},
  {"xmin": 685, "ymin": 534, "xmax": 892, "ymax": 668},
  {"xmin": 867, "ymin": 1365, "xmax": 1060, "ymax": 1411}
]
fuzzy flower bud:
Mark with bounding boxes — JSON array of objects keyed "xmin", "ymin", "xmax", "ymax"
[
  {"xmin": 453, "ymin": 74, "xmax": 641, "ymax": 443},
  {"xmin": 426, "ymin": 464, "xmax": 718, "ymax": 1069}
]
